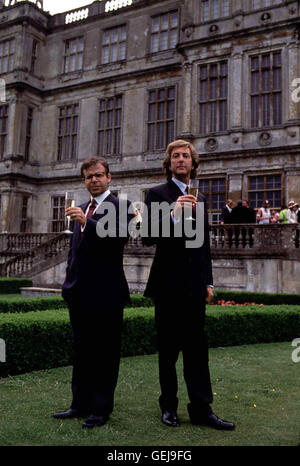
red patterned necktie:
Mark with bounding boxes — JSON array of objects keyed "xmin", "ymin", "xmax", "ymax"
[{"xmin": 87, "ymin": 199, "xmax": 97, "ymax": 218}]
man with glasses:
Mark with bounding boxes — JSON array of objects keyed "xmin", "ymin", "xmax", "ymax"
[{"xmin": 53, "ymin": 157, "xmax": 132, "ymax": 429}]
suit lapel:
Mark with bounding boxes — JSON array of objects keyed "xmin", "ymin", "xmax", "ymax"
[{"xmin": 167, "ymin": 180, "xmax": 185, "ymax": 202}]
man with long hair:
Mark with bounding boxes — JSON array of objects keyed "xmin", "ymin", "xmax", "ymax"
[{"xmin": 143, "ymin": 140, "xmax": 235, "ymax": 430}]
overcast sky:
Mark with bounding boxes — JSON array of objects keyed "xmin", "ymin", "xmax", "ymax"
[{"xmin": 43, "ymin": 0, "xmax": 93, "ymax": 15}]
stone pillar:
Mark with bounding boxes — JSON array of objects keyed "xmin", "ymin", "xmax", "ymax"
[
  {"xmin": 6, "ymin": 99, "xmax": 16, "ymax": 157},
  {"xmin": 230, "ymin": 51, "xmax": 243, "ymax": 130},
  {"xmin": 123, "ymin": 88, "xmax": 145, "ymax": 155},
  {"xmin": 228, "ymin": 172, "xmax": 243, "ymax": 204},
  {"xmin": 78, "ymin": 97, "xmax": 98, "ymax": 160},
  {"xmin": 179, "ymin": 61, "xmax": 193, "ymax": 138},
  {"xmin": 285, "ymin": 168, "xmax": 300, "ymax": 203},
  {"xmin": 26, "ymin": 194, "xmax": 34, "ymax": 232},
  {"xmin": 233, "ymin": 0, "xmax": 243, "ymax": 12},
  {"xmin": 0, "ymin": 192, "xmax": 10, "ymax": 232},
  {"xmin": 5, "ymin": 94, "xmax": 26, "ymax": 159},
  {"xmin": 1, "ymin": 191, "xmax": 19, "ymax": 232},
  {"xmin": 15, "ymin": 102, "xmax": 27, "ymax": 157},
  {"xmin": 287, "ymin": 40, "xmax": 300, "ymax": 122}
]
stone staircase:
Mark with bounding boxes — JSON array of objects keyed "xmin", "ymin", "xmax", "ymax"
[{"xmin": 0, "ymin": 233, "xmax": 71, "ymax": 278}]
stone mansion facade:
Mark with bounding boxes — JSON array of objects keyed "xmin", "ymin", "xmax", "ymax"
[{"xmin": 0, "ymin": 0, "xmax": 300, "ymax": 233}]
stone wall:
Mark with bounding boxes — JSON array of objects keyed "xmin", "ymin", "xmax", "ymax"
[{"xmin": 31, "ymin": 253, "xmax": 300, "ymax": 295}]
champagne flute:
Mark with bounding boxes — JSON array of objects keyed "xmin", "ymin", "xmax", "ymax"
[
  {"xmin": 188, "ymin": 179, "xmax": 199, "ymax": 199},
  {"xmin": 185, "ymin": 179, "xmax": 199, "ymax": 220},
  {"xmin": 64, "ymin": 191, "xmax": 75, "ymax": 234}
]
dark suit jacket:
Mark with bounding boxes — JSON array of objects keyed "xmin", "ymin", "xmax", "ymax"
[
  {"xmin": 62, "ymin": 194, "xmax": 131, "ymax": 310},
  {"xmin": 231, "ymin": 205, "xmax": 250, "ymax": 224},
  {"xmin": 143, "ymin": 180, "xmax": 213, "ymax": 301},
  {"xmin": 220, "ymin": 205, "xmax": 232, "ymax": 224}
]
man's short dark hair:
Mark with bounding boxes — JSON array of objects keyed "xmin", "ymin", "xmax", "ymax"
[{"xmin": 81, "ymin": 157, "xmax": 110, "ymax": 178}]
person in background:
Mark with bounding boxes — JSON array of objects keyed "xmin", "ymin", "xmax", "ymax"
[
  {"xmin": 257, "ymin": 200, "xmax": 271, "ymax": 224},
  {"xmin": 220, "ymin": 199, "xmax": 234, "ymax": 247},
  {"xmin": 220, "ymin": 199, "xmax": 233, "ymax": 224},
  {"xmin": 231, "ymin": 201, "xmax": 250, "ymax": 247},
  {"xmin": 242, "ymin": 200, "xmax": 256, "ymax": 224},
  {"xmin": 242, "ymin": 200, "xmax": 256, "ymax": 246},
  {"xmin": 231, "ymin": 201, "xmax": 249, "ymax": 224},
  {"xmin": 270, "ymin": 210, "xmax": 280, "ymax": 224},
  {"xmin": 287, "ymin": 201, "xmax": 298, "ymax": 224},
  {"xmin": 278, "ymin": 205, "xmax": 288, "ymax": 224},
  {"xmin": 295, "ymin": 203, "xmax": 300, "ymax": 247}
]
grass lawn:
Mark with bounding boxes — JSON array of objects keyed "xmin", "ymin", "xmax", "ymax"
[{"xmin": 0, "ymin": 341, "xmax": 299, "ymax": 447}]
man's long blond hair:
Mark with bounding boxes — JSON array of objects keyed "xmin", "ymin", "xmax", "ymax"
[{"xmin": 163, "ymin": 140, "xmax": 199, "ymax": 180}]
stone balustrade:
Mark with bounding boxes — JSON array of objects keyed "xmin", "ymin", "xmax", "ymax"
[
  {"xmin": 126, "ymin": 223, "xmax": 300, "ymax": 256},
  {"xmin": 209, "ymin": 223, "xmax": 299, "ymax": 254},
  {"xmin": 0, "ymin": 224, "xmax": 299, "ymax": 278},
  {"xmin": 0, "ymin": 233, "xmax": 71, "ymax": 277},
  {"xmin": 0, "ymin": 233, "xmax": 58, "ymax": 253}
]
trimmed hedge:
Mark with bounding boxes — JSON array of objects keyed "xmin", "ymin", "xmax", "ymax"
[
  {"xmin": 205, "ymin": 305, "xmax": 300, "ymax": 346},
  {"xmin": 0, "ymin": 296, "xmax": 66, "ymax": 314},
  {"xmin": 1, "ymin": 290, "xmax": 300, "ymax": 314},
  {"xmin": 0, "ymin": 278, "xmax": 33, "ymax": 294},
  {"xmin": 129, "ymin": 294, "xmax": 153, "ymax": 308},
  {"xmin": 0, "ymin": 294, "xmax": 153, "ymax": 314},
  {"xmin": 0, "ymin": 305, "xmax": 300, "ymax": 377}
]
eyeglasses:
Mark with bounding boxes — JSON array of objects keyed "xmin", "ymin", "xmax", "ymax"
[{"xmin": 84, "ymin": 173, "xmax": 105, "ymax": 180}]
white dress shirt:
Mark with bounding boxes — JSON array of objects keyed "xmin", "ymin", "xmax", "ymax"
[
  {"xmin": 84, "ymin": 189, "xmax": 111, "ymax": 216},
  {"xmin": 171, "ymin": 178, "xmax": 213, "ymax": 289}
]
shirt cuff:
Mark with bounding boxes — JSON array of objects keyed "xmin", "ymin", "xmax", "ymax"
[{"xmin": 171, "ymin": 210, "xmax": 181, "ymax": 224}]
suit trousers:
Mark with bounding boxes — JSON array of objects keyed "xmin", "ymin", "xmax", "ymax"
[
  {"xmin": 66, "ymin": 296, "xmax": 123, "ymax": 417},
  {"xmin": 154, "ymin": 296, "xmax": 213, "ymax": 415}
]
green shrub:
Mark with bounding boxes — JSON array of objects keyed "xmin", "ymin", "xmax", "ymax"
[
  {"xmin": 0, "ymin": 309, "xmax": 72, "ymax": 377},
  {"xmin": 0, "ymin": 294, "xmax": 152, "ymax": 314},
  {"xmin": 0, "ymin": 305, "xmax": 300, "ymax": 377},
  {"xmin": 1, "ymin": 290, "xmax": 299, "ymax": 315},
  {"xmin": 0, "ymin": 278, "xmax": 33, "ymax": 294},
  {"xmin": 206, "ymin": 305, "xmax": 300, "ymax": 347},
  {"xmin": 0, "ymin": 296, "xmax": 65, "ymax": 314},
  {"xmin": 128, "ymin": 294, "xmax": 153, "ymax": 308},
  {"xmin": 122, "ymin": 308, "xmax": 156, "ymax": 356}
]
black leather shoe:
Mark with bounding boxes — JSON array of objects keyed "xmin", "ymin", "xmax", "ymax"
[
  {"xmin": 52, "ymin": 408, "xmax": 89, "ymax": 419},
  {"xmin": 161, "ymin": 411, "xmax": 179, "ymax": 427},
  {"xmin": 191, "ymin": 412, "xmax": 235, "ymax": 430},
  {"xmin": 82, "ymin": 414, "xmax": 109, "ymax": 429}
]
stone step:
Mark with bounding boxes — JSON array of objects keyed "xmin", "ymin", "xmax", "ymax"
[{"xmin": 20, "ymin": 287, "xmax": 62, "ymax": 298}]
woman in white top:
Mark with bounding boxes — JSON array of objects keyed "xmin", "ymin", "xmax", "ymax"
[{"xmin": 257, "ymin": 200, "xmax": 271, "ymax": 224}]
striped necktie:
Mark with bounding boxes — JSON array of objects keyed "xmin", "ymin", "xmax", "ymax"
[{"xmin": 87, "ymin": 199, "xmax": 97, "ymax": 218}]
